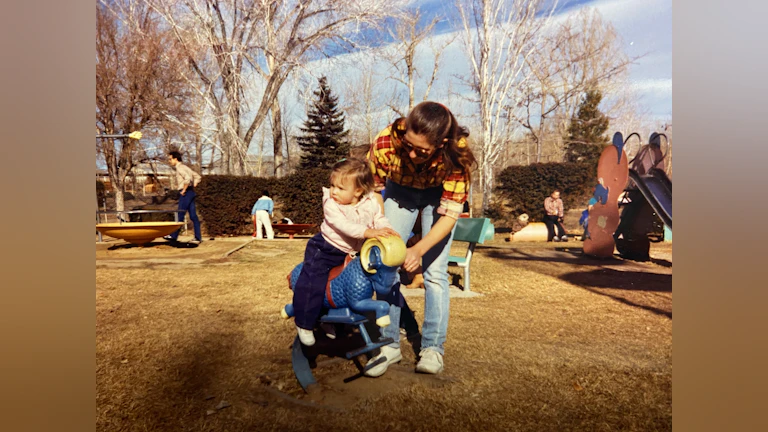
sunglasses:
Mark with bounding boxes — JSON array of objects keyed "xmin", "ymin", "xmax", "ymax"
[{"xmin": 401, "ymin": 137, "xmax": 442, "ymax": 158}]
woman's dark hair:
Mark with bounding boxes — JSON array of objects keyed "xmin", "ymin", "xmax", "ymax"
[{"xmin": 393, "ymin": 101, "xmax": 476, "ymax": 178}]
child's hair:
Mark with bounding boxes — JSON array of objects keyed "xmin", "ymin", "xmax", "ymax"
[
  {"xmin": 393, "ymin": 101, "xmax": 476, "ymax": 179},
  {"xmin": 262, "ymin": 189, "xmax": 270, "ymax": 197},
  {"xmin": 330, "ymin": 158, "xmax": 375, "ymax": 196}
]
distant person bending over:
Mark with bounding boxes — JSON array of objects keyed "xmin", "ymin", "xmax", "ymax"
[
  {"xmin": 164, "ymin": 150, "xmax": 202, "ymax": 244},
  {"xmin": 288, "ymin": 158, "xmax": 399, "ymax": 346},
  {"xmin": 251, "ymin": 190, "xmax": 275, "ymax": 239},
  {"xmin": 543, "ymin": 190, "xmax": 568, "ymax": 242}
]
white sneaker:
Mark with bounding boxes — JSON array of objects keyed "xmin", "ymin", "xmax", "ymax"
[
  {"xmin": 320, "ymin": 322, "xmax": 336, "ymax": 340},
  {"xmin": 364, "ymin": 345, "xmax": 402, "ymax": 377},
  {"xmin": 560, "ymin": 234, "xmax": 568, "ymax": 242},
  {"xmin": 296, "ymin": 326, "xmax": 315, "ymax": 346},
  {"xmin": 416, "ymin": 349, "xmax": 444, "ymax": 374},
  {"xmin": 553, "ymin": 236, "xmax": 560, "ymax": 242}
]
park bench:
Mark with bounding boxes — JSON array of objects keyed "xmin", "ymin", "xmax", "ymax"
[{"xmin": 447, "ymin": 217, "xmax": 495, "ymax": 292}]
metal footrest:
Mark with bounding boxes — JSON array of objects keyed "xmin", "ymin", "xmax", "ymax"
[
  {"xmin": 362, "ymin": 355, "xmax": 387, "ymax": 373},
  {"xmin": 291, "ymin": 336, "xmax": 316, "ymax": 392},
  {"xmin": 319, "ymin": 308, "xmax": 368, "ymax": 325}
]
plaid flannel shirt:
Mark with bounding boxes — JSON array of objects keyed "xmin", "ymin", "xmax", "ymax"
[{"xmin": 367, "ymin": 121, "xmax": 469, "ymax": 219}]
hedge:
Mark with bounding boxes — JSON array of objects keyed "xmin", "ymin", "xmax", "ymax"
[
  {"xmin": 490, "ymin": 162, "xmax": 596, "ymax": 223},
  {"xmin": 195, "ymin": 168, "xmax": 331, "ymax": 237}
]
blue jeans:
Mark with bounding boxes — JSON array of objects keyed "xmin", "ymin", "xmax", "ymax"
[
  {"xmin": 170, "ymin": 188, "xmax": 201, "ymax": 241},
  {"xmin": 379, "ymin": 180, "xmax": 455, "ymax": 355},
  {"xmin": 293, "ymin": 233, "xmax": 348, "ymax": 330}
]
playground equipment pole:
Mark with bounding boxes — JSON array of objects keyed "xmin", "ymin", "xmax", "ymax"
[
  {"xmin": 96, "ymin": 131, "xmax": 143, "ymax": 139},
  {"xmin": 96, "ymin": 131, "xmax": 142, "ymax": 242}
]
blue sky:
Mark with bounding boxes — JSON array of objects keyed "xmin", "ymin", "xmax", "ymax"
[
  {"xmin": 287, "ymin": 0, "xmax": 672, "ymax": 139},
  {"xmin": 97, "ymin": 0, "xmax": 672, "ymax": 166},
  {"xmin": 420, "ymin": 0, "xmax": 672, "ymax": 119}
]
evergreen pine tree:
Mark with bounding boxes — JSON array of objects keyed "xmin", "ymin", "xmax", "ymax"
[
  {"xmin": 296, "ymin": 77, "xmax": 350, "ymax": 169},
  {"xmin": 564, "ymin": 89, "xmax": 610, "ymax": 164}
]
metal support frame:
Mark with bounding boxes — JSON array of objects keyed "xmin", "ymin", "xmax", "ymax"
[{"xmin": 291, "ymin": 308, "xmax": 394, "ymax": 392}]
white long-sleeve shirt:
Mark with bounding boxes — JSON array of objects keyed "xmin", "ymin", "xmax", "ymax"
[{"xmin": 320, "ymin": 188, "xmax": 393, "ymax": 254}]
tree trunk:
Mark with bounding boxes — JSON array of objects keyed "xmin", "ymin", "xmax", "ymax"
[
  {"xmin": 478, "ymin": 88, "xmax": 496, "ymax": 216},
  {"xmin": 408, "ymin": 65, "xmax": 415, "ymax": 111},
  {"xmin": 481, "ymin": 161, "xmax": 494, "ymax": 218},
  {"xmin": 114, "ymin": 183, "xmax": 125, "ymax": 213},
  {"xmin": 537, "ymin": 89, "xmax": 545, "ymax": 163},
  {"xmin": 535, "ymin": 136, "xmax": 542, "ymax": 164},
  {"xmin": 208, "ymin": 145, "xmax": 216, "ymax": 174},
  {"xmin": 222, "ymin": 135, "xmax": 231, "ymax": 175},
  {"xmin": 195, "ymin": 136, "xmax": 203, "ymax": 173},
  {"xmin": 271, "ymin": 98, "xmax": 284, "ymax": 177}
]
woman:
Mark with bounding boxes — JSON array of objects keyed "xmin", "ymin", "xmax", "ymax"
[{"xmin": 364, "ymin": 101, "xmax": 476, "ymax": 376}]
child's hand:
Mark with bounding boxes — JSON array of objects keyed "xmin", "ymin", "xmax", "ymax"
[{"xmin": 364, "ymin": 227, "xmax": 400, "ymax": 241}]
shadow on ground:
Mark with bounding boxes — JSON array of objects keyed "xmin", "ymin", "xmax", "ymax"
[
  {"xmin": 482, "ymin": 245, "xmax": 672, "ymax": 319},
  {"xmin": 107, "ymin": 240, "xmax": 201, "ymax": 250},
  {"xmin": 483, "ymin": 245, "xmax": 629, "ymax": 267},
  {"xmin": 561, "ymin": 268, "xmax": 672, "ymax": 318}
]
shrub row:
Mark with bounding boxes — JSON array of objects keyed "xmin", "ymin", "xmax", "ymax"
[
  {"xmin": 195, "ymin": 162, "xmax": 599, "ymax": 235},
  {"xmin": 195, "ymin": 168, "xmax": 331, "ymax": 237},
  {"xmin": 490, "ymin": 162, "xmax": 597, "ymax": 224}
]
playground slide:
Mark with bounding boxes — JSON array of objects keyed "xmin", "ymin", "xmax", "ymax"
[{"xmin": 627, "ymin": 168, "xmax": 672, "ymax": 229}]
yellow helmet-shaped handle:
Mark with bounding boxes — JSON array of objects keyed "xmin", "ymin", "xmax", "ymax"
[{"xmin": 359, "ymin": 236, "xmax": 406, "ymax": 274}]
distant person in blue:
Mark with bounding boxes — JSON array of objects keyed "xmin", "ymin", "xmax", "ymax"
[
  {"xmin": 251, "ymin": 190, "xmax": 275, "ymax": 239},
  {"xmin": 579, "ymin": 209, "xmax": 590, "ymax": 240},
  {"xmin": 581, "ymin": 178, "xmax": 609, "ymax": 240}
]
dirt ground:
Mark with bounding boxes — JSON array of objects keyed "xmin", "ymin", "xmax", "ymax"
[{"xmin": 96, "ymin": 233, "xmax": 672, "ymax": 431}]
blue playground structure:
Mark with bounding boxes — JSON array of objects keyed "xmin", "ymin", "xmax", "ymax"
[{"xmin": 614, "ymin": 132, "xmax": 672, "ymax": 260}]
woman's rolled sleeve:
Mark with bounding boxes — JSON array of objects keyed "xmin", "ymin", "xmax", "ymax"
[{"xmin": 436, "ymin": 170, "xmax": 468, "ymax": 219}]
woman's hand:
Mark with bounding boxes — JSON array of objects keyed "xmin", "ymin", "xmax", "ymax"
[
  {"xmin": 403, "ymin": 247, "xmax": 421, "ymax": 273},
  {"xmin": 364, "ymin": 227, "xmax": 400, "ymax": 242}
]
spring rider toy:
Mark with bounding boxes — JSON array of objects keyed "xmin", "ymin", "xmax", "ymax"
[{"xmin": 281, "ymin": 236, "xmax": 406, "ymax": 391}]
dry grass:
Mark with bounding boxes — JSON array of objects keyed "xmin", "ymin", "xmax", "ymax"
[{"xmin": 96, "ymin": 235, "xmax": 672, "ymax": 431}]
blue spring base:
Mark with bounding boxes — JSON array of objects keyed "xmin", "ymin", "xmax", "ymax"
[{"xmin": 291, "ymin": 308, "xmax": 394, "ymax": 392}]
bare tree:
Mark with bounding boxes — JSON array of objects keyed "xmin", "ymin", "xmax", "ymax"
[
  {"xmin": 510, "ymin": 7, "xmax": 635, "ymax": 163},
  {"xmin": 385, "ymin": 9, "xmax": 456, "ymax": 115},
  {"xmin": 277, "ymin": 90, "xmax": 300, "ymax": 174},
  {"xmin": 149, "ymin": 0, "xmax": 407, "ymax": 176},
  {"xmin": 455, "ymin": 0, "xmax": 558, "ymax": 214},
  {"xmin": 338, "ymin": 60, "xmax": 392, "ymax": 145},
  {"xmin": 96, "ymin": 0, "xmax": 195, "ymax": 211}
]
